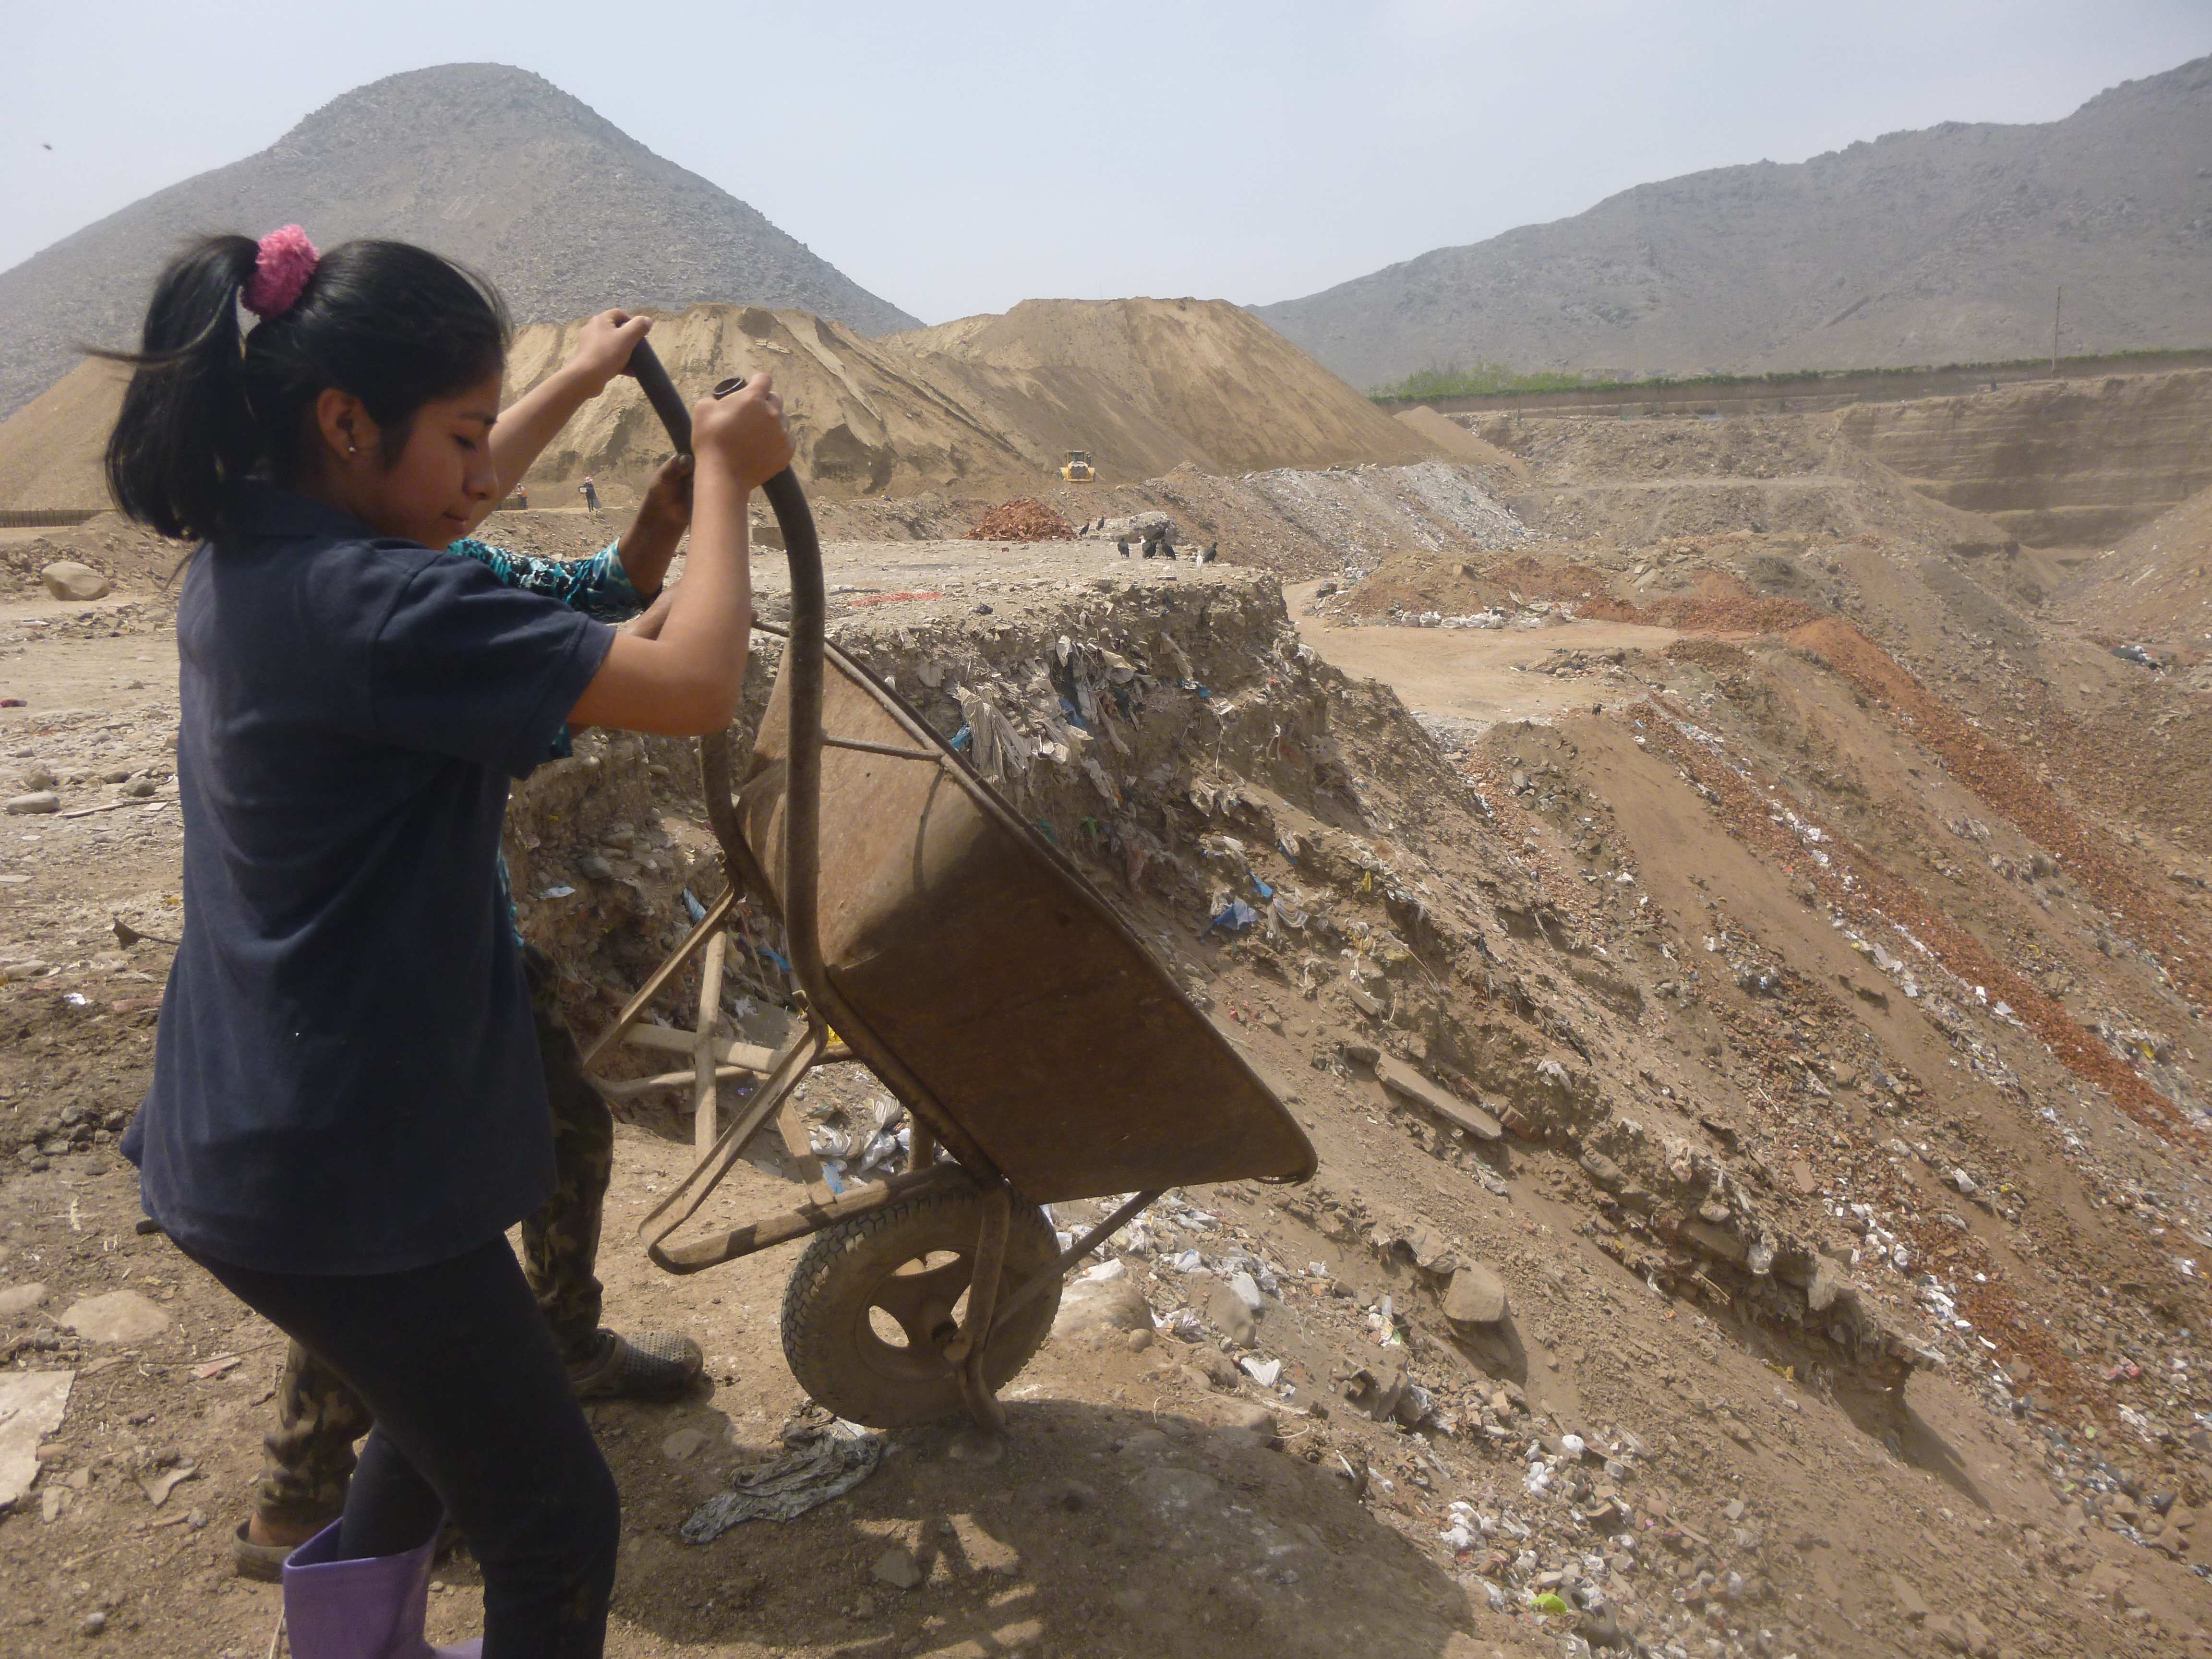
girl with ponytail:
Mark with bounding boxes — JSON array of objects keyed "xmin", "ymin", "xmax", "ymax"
[{"xmin": 107, "ymin": 228, "xmax": 792, "ymax": 1659}]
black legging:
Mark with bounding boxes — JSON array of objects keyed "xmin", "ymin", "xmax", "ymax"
[{"xmin": 189, "ymin": 1236, "xmax": 619, "ymax": 1657}]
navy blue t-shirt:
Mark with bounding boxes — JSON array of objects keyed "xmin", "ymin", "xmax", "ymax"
[{"xmin": 122, "ymin": 482, "xmax": 615, "ymax": 1275}]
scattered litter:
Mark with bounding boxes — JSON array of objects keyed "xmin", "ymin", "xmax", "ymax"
[
  {"xmin": 0, "ymin": 1370, "xmax": 73, "ymax": 1509},
  {"xmin": 680, "ymin": 1419, "xmax": 884, "ymax": 1542},
  {"xmin": 541, "ymin": 885, "xmax": 576, "ymax": 900},
  {"xmin": 1206, "ymin": 898, "xmax": 1259, "ymax": 936},
  {"xmin": 1239, "ymin": 1356, "xmax": 1282, "ymax": 1387},
  {"xmin": 140, "ymin": 1462, "xmax": 199, "ymax": 1507}
]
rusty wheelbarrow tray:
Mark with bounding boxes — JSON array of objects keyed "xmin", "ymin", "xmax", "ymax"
[{"xmin": 583, "ymin": 347, "xmax": 1313, "ymax": 1434}]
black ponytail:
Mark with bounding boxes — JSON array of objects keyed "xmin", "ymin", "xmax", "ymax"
[{"xmin": 100, "ymin": 236, "xmax": 511, "ymax": 541}]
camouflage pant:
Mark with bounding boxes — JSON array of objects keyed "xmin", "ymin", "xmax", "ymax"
[{"xmin": 253, "ymin": 947, "xmax": 613, "ymax": 1529}]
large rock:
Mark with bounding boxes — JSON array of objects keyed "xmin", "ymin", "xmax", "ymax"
[
  {"xmin": 1806, "ymin": 1255, "xmax": 1856, "ymax": 1313},
  {"xmin": 1677, "ymin": 1218, "xmax": 1749, "ymax": 1265},
  {"xmin": 0, "ymin": 1282, "xmax": 48, "ymax": 1318},
  {"xmin": 1051, "ymin": 1275, "xmax": 1153, "ymax": 1343},
  {"xmin": 1443, "ymin": 1263, "xmax": 1509, "ymax": 1327},
  {"xmin": 4, "ymin": 793, "xmax": 58, "ymax": 816},
  {"xmin": 0, "ymin": 1370, "xmax": 73, "ymax": 1509},
  {"xmin": 40, "ymin": 562, "xmax": 110, "ymax": 601},
  {"xmin": 60, "ymin": 1290, "xmax": 169, "ymax": 1344},
  {"xmin": 1205, "ymin": 1281, "xmax": 1259, "ymax": 1348},
  {"xmin": 1376, "ymin": 1057, "xmax": 1500, "ymax": 1141}
]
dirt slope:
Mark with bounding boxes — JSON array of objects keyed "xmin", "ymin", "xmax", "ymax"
[
  {"xmin": 1257, "ymin": 54, "xmax": 2212, "ymax": 385},
  {"xmin": 0, "ymin": 63, "xmax": 918, "ymax": 420},
  {"xmin": 2057, "ymin": 480, "xmax": 2212, "ymax": 644},
  {"xmin": 1839, "ymin": 369, "xmax": 2212, "ymax": 548},
  {"xmin": 6, "ymin": 534, "xmax": 2212, "ymax": 1657}
]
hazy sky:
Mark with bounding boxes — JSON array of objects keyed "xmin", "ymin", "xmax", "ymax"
[{"xmin": 6, "ymin": 0, "xmax": 2207, "ymax": 324}]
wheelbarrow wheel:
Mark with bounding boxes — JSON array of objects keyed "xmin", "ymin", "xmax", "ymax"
[{"xmin": 781, "ymin": 1179, "xmax": 1062, "ymax": 1429}]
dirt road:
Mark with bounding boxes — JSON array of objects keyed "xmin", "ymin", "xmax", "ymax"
[{"xmin": 1287, "ymin": 585, "xmax": 1681, "ymax": 730}]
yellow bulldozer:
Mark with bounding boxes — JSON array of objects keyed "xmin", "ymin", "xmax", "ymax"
[{"xmin": 1058, "ymin": 449, "xmax": 1096, "ymax": 483}]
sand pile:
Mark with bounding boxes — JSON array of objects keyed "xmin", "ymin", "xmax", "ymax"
[
  {"xmin": 0, "ymin": 361, "xmax": 125, "ymax": 511},
  {"xmin": 966, "ymin": 498, "xmax": 1073, "ymax": 541},
  {"xmin": 1, "ymin": 295, "xmax": 1449, "ymax": 512},
  {"xmin": 890, "ymin": 299, "xmax": 1440, "ymax": 482}
]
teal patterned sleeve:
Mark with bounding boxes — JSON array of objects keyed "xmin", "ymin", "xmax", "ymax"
[
  {"xmin": 446, "ymin": 538, "xmax": 647, "ymax": 623},
  {"xmin": 447, "ymin": 536, "xmax": 642, "ymax": 763}
]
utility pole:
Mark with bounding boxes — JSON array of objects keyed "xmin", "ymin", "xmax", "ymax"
[{"xmin": 2052, "ymin": 285, "xmax": 2062, "ymax": 376}]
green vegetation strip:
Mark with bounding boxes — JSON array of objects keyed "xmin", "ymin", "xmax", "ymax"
[{"xmin": 1369, "ymin": 346, "xmax": 2212, "ymax": 406}]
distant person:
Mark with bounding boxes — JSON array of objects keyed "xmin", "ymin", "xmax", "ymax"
[{"xmin": 579, "ymin": 475, "xmax": 600, "ymax": 514}]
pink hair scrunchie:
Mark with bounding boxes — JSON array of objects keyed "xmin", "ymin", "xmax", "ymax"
[{"xmin": 243, "ymin": 225, "xmax": 319, "ymax": 319}]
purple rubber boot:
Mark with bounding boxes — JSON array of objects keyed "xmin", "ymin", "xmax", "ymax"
[{"xmin": 281, "ymin": 1521, "xmax": 482, "ymax": 1659}]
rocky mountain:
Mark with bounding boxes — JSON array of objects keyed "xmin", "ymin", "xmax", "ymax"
[
  {"xmin": 0, "ymin": 63, "xmax": 918, "ymax": 418},
  {"xmin": 1256, "ymin": 54, "xmax": 2212, "ymax": 388}
]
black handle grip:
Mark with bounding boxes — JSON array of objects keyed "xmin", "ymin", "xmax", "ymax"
[
  {"xmin": 621, "ymin": 342, "xmax": 824, "ymax": 1004},
  {"xmin": 626, "ymin": 340, "xmax": 694, "ymax": 455}
]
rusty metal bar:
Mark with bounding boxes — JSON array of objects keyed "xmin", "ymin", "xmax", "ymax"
[
  {"xmin": 579, "ymin": 885, "xmax": 735, "ymax": 1070},
  {"xmin": 990, "ymin": 1189, "xmax": 1162, "ymax": 1335},
  {"xmin": 693, "ymin": 929, "xmax": 729, "ymax": 1152},
  {"xmin": 943, "ymin": 1184, "xmax": 1010, "ymax": 1371},
  {"xmin": 820, "ymin": 734, "xmax": 942, "ymax": 762},
  {"xmin": 601, "ymin": 1063, "xmax": 755, "ymax": 1101},
  {"xmin": 650, "ymin": 1164, "xmax": 958, "ymax": 1274},
  {"xmin": 637, "ymin": 1024, "xmax": 823, "ymax": 1257}
]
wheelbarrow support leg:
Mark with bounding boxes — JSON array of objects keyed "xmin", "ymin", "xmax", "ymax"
[
  {"xmin": 693, "ymin": 927, "xmax": 729, "ymax": 1153},
  {"xmin": 942, "ymin": 1184, "xmax": 1011, "ymax": 1439}
]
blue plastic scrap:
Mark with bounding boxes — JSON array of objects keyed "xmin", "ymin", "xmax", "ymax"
[
  {"xmin": 681, "ymin": 888, "xmax": 707, "ymax": 924},
  {"xmin": 1206, "ymin": 898, "xmax": 1260, "ymax": 935}
]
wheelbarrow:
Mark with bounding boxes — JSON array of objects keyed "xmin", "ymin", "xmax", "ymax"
[{"xmin": 583, "ymin": 345, "xmax": 1315, "ymax": 1437}]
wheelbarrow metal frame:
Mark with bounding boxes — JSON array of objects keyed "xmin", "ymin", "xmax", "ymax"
[{"xmin": 590, "ymin": 346, "xmax": 1296, "ymax": 1434}]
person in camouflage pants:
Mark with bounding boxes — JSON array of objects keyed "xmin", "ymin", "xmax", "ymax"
[{"xmin": 234, "ymin": 445, "xmax": 699, "ymax": 1579}]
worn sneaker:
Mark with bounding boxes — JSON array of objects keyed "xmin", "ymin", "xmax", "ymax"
[{"xmin": 567, "ymin": 1329, "xmax": 704, "ymax": 1401}]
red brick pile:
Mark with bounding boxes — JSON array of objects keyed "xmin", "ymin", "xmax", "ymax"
[{"xmin": 968, "ymin": 499, "xmax": 1075, "ymax": 541}]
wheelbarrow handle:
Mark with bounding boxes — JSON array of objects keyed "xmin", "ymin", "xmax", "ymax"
[{"xmin": 623, "ymin": 337, "xmax": 825, "ymax": 1002}]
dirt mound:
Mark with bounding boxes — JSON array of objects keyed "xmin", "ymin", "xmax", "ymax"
[
  {"xmin": 1392, "ymin": 404, "xmax": 1527, "ymax": 485},
  {"xmin": 0, "ymin": 512, "xmax": 191, "ymax": 594},
  {"xmin": 0, "ymin": 360, "xmax": 123, "ymax": 510},
  {"xmin": 887, "ymin": 298, "xmax": 1443, "ymax": 481},
  {"xmin": 2058, "ymin": 478, "xmax": 2212, "ymax": 644},
  {"xmin": 966, "ymin": 498, "xmax": 1072, "ymax": 541}
]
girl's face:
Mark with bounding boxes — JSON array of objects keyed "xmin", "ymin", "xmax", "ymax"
[{"xmin": 310, "ymin": 372, "xmax": 505, "ymax": 548}]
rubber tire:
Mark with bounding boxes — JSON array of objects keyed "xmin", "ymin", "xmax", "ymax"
[{"xmin": 781, "ymin": 1180, "xmax": 1062, "ymax": 1429}]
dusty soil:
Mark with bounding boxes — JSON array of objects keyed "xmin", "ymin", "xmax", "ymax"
[{"xmin": 7, "ymin": 412, "xmax": 2212, "ymax": 1659}]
